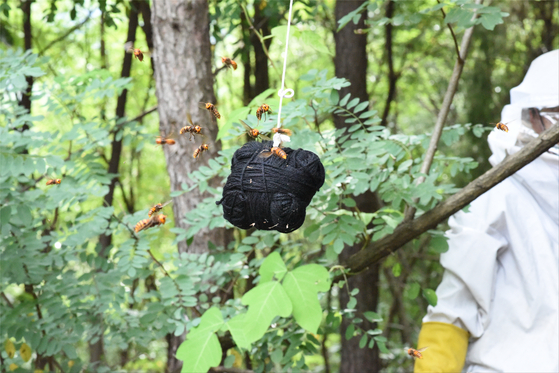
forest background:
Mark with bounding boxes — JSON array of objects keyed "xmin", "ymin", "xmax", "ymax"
[{"xmin": 1, "ymin": 0, "xmax": 557, "ymax": 372}]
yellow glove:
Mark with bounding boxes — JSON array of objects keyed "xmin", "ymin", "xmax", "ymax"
[{"xmin": 414, "ymin": 321, "xmax": 469, "ymax": 373}]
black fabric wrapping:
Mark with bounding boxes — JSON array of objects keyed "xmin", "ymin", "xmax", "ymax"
[{"xmin": 217, "ymin": 141, "xmax": 325, "ymax": 233}]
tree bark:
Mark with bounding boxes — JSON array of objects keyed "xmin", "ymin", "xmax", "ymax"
[
  {"xmin": 18, "ymin": 0, "xmax": 34, "ymax": 131},
  {"xmin": 334, "ymin": 0, "xmax": 368, "ymax": 130},
  {"xmin": 151, "ymin": 0, "xmax": 232, "ymax": 370},
  {"xmin": 380, "ymin": 0, "xmax": 397, "ymax": 127},
  {"xmin": 334, "ymin": 1, "xmax": 381, "ymax": 371},
  {"xmin": 251, "ymin": 0, "xmax": 271, "ymax": 96},
  {"xmin": 240, "ymin": 9, "xmax": 252, "ymax": 105}
]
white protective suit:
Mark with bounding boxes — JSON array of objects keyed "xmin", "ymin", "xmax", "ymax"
[{"xmin": 421, "ymin": 49, "xmax": 559, "ymax": 372}]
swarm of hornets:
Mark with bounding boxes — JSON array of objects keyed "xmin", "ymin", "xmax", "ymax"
[{"xmin": 114, "ymin": 48, "xmax": 294, "ymax": 233}]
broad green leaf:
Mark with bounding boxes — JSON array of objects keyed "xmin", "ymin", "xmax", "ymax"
[
  {"xmin": 259, "ymin": 252, "xmax": 287, "ymax": 283},
  {"xmin": 17, "ymin": 205, "xmax": 32, "ymax": 226},
  {"xmin": 189, "ymin": 307, "xmax": 224, "ymax": 339},
  {"xmin": 177, "ymin": 332, "xmax": 221, "ymax": 373},
  {"xmin": 270, "ymin": 349, "xmax": 283, "ymax": 364},
  {"xmin": 242, "ymin": 281, "xmax": 292, "ymax": 342},
  {"xmin": 405, "ymin": 283, "xmax": 421, "ymax": 300},
  {"xmin": 226, "ymin": 314, "xmax": 251, "ymax": 350},
  {"xmin": 430, "ymin": 236, "xmax": 449, "ymax": 253},
  {"xmin": 282, "ymin": 264, "xmax": 330, "ymax": 333},
  {"xmin": 480, "ymin": 12, "xmax": 504, "ymax": 31},
  {"xmin": 422, "ymin": 288, "xmax": 438, "ymax": 306},
  {"xmin": 301, "ymin": 31, "xmax": 332, "ymax": 55},
  {"xmin": 271, "ymin": 25, "xmax": 288, "ymax": 41}
]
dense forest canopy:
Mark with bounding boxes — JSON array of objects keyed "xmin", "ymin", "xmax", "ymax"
[{"xmin": 1, "ymin": 0, "xmax": 557, "ymax": 372}]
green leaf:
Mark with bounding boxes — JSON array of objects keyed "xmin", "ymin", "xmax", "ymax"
[
  {"xmin": 353, "ymin": 101, "xmax": 369, "ymax": 113},
  {"xmin": 0, "ymin": 206, "xmax": 11, "ymax": 225},
  {"xmin": 430, "ymin": 236, "xmax": 449, "ymax": 253},
  {"xmin": 480, "ymin": 12, "xmax": 504, "ymax": 31},
  {"xmin": 177, "ymin": 307, "xmax": 224, "ymax": 372},
  {"xmin": 301, "ymin": 31, "xmax": 332, "ymax": 55},
  {"xmin": 359, "ymin": 334, "xmax": 368, "ymax": 349},
  {"xmin": 329, "ymin": 89, "xmax": 339, "ymax": 105},
  {"xmin": 248, "ymin": 88, "xmax": 277, "ymax": 107},
  {"xmin": 347, "ymin": 296, "xmax": 357, "ymax": 309},
  {"xmin": 35, "ymin": 158, "xmax": 46, "ymax": 174},
  {"xmin": 259, "ymin": 252, "xmax": 287, "ymax": 283},
  {"xmin": 339, "ymin": 93, "xmax": 351, "ymax": 107},
  {"xmin": 422, "ymin": 288, "xmax": 438, "ymax": 306},
  {"xmin": 241, "ymin": 281, "xmax": 293, "ymax": 342},
  {"xmin": 62, "ymin": 344, "xmax": 77, "ymax": 359},
  {"xmin": 271, "ymin": 25, "xmax": 288, "ymax": 41},
  {"xmin": 17, "ymin": 205, "xmax": 32, "ymax": 226},
  {"xmin": 226, "ymin": 314, "xmax": 251, "ymax": 350},
  {"xmin": 217, "ymin": 107, "xmax": 250, "ymax": 141},
  {"xmin": 392, "ymin": 263, "xmax": 401, "ymax": 277},
  {"xmin": 177, "ymin": 332, "xmax": 221, "ymax": 373},
  {"xmin": 223, "ymin": 355, "xmax": 236, "ymax": 368},
  {"xmin": 376, "ymin": 339, "xmax": 390, "ymax": 354},
  {"xmin": 345, "ymin": 323, "xmax": 355, "ymax": 340},
  {"xmin": 270, "ymin": 349, "xmax": 283, "ymax": 364},
  {"xmin": 346, "ymin": 98, "xmax": 359, "ymax": 110},
  {"xmin": 189, "ymin": 307, "xmax": 224, "ymax": 339},
  {"xmin": 282, "ymin": 264, "xmax": 330, "ymax": 333},
  {"xmin": 405, "ymin": 283, "xmax": 421, "ymax": 300},
  {"xmin": 337, "ymin": 2, "xmax": 367, "ymax": 31},
  {"xmin": 333, "ymin": 238, "xmax": 344, "ymax": 254}
]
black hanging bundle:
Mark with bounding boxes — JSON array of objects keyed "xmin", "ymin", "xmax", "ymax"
[{"xmin": 217, "ymin": 141, "xmax": 325, "ymax": 233}]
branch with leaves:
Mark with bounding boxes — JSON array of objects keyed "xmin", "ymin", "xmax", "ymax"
[
  {"xmin": 342, "ymin": 123, "xmax": 559, "ymax": 276},
  {"xmin": 405, "ymin": 0, "xmax": 482, "ymax": 221}
]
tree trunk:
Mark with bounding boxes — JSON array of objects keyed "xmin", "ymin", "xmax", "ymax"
[
  {"xmin": 151, "ymin": 0, "xmax": 232, "ymax": 370},
  {"xmin": 334, "ymin": 1, "xmax": 382, "ymax": 371},
  {"xmin": 334, "ymin": 0, "xmax": 368, "ymax": 130},
  {"xmin": 92, "ymin": 1, "xmax": 140, "ymax": 366},
  {"xmin": 19, "ymin": 0, "xmax": 34, "ymax": 131},
  {"xmin": 380, "ymin": 0, "xmax": 397, "ymax": 127},
  {"xmin": 251, "ymin": 0, "xmax": 271, "ymax": 96}
]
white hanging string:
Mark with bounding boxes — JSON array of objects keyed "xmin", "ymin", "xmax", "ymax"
[{"xmin": 273, "ymin": 0, "xmax": 295, "ymax": 147}]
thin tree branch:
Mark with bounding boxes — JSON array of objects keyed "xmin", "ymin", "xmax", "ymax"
[
  {"xmin": 1, "ymin": 292, "xmax": 13, "ymax": 308},
  {"xmin": 38, "ymin": 12, "xmax": 92, "ymax": 55},
  {"xmin": 341, "ymin": 123, "xmax": 559, "ymax": 277},
  {"xmin": 110, "ymin": 106, "xmax": 158, "ymax": 135},
  {"xmin": 237, "ymin": 0, "xmax": 278, "ymax": 73},
  {"xmin": 209, "ymin": 367, "xmax": 255, "ymax": 373},
  {"xmin": 405, "ymin": 0, "xmax": 482, "ymax": 221},
  {"xmin": 437, "ymin": 0, "xmax": 461, "ymax": 60}
]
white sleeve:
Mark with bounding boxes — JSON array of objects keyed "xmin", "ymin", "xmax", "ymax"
[{"xmin": 423, "ymin": 187, "xmax": 509, "ymax": 338}]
